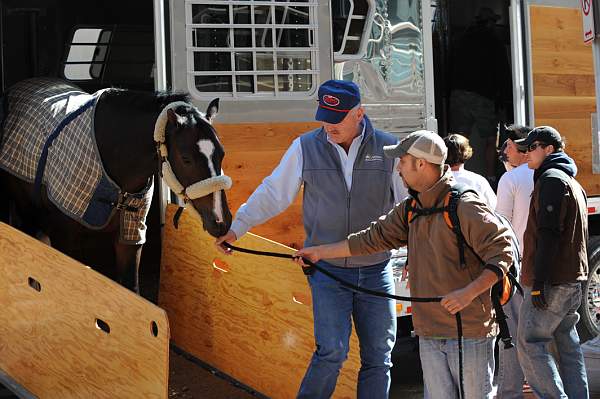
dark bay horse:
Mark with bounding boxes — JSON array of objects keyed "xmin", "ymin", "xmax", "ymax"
[{"xmin": 0, "ymin": 78, "xmax": 232, "ymax": 292}]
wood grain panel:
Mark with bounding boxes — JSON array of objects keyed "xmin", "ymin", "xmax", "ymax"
[
  {"xmin": 529, "ymin": 7, "xmax": 594, "ymax": 74},
  {"xmin": 530, "ymin": 5, "xmax": 598, "ymax": 196},
  {"xmin": 0, "ymin": 223, "xmax": 169, "ymax": 399},
  {"xmin": 159, "ymin": 204, "xmax": 361, "ymax": 399},
  {"xmin": 534, "ymin": 96, "xmax": 596, "ymax": 119},
  {"xmin": 535, "ymin": 118, "xmax": 600, "ymax": 194},
  {"xmin": 215, "ymin": 122, "xmax": 318, "ymax": 249},
  {"xmin": 530, "ymin": 52, "xmax": 594, "ymax": 76},
  {"xmin": 533, "ymin": 74, "xmax": 595, "ymax": 97}
]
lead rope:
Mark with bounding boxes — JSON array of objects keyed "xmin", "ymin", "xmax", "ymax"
[{"xmin": 222, "ymin": 242, "xmax": 465, "ymax": 399}]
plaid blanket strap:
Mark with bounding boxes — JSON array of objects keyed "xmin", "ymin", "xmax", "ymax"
[{"xmin": 33, "ymin": 96, "xmax": 98, "ymax": 204}]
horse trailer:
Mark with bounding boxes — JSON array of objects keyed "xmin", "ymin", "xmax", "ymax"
[{"xmin": 0, "ymin": 0, "xmax": 599, "ymax": 397}]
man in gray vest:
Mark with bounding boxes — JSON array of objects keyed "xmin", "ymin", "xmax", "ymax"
[{"xmin": 216, "ymin": 80, "xmax": 407, "ymax": 398}]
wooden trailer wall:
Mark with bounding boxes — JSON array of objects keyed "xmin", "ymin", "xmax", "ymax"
[{"xmin": 529, "ymin": 5, "xmax": 600, "ymax": 196}]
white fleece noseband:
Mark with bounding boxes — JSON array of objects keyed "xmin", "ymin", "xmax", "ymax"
[{"xmin": 154, "ymin": 102, "xmax": 232, "ymax": 210}]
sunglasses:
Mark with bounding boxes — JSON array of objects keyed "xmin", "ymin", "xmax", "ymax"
[{"xmin": 527, "ymin": 142, "xmax": 548, "ymax": 152}]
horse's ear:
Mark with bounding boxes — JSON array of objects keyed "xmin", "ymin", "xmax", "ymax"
[
  {"xmin": 205, "ymin": 98, "xmax": 219, "ymax": 124},
  {"xmin": 167, "ymin": 108, "xmax": 188, "ymax": 127},
  {"xmin": 167, "ymin": 108, "xmax": 179, "ymax": 126}
]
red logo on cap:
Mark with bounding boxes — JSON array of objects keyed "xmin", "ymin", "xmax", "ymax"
[{"xmin": 323, "ymin": 95, "xmax": 340, "ymax": 107}]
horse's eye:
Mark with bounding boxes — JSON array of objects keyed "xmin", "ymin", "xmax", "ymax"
[{"xmin": 181, "ymin": 156, "xmax": 192, "ymax": 165}]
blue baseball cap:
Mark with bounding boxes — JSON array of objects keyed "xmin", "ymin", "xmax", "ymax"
[{"xmin": 315, "ymin": 80, "xmax": 361, "ymax": 124}]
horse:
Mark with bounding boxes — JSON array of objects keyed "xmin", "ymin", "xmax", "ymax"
[{"xmin": 0, "ymin": 77, "xmax": 233, "ymax": 293}]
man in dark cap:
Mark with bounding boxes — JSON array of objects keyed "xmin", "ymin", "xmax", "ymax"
[
  {"xmin": 216, "ymin": 80, "xmax": 407, "ymax": 398},
  {"xmin": 495, "ymin": 124, "xmax": 533, "ymax": 399},
  {"xmin": 516, "ymin": 126, "xmax": 589, "ymax": 398}
]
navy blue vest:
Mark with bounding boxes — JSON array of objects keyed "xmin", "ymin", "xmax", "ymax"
[{"xmin": 300, "ymin": 116, "xmax": 397, "ymax": 267}]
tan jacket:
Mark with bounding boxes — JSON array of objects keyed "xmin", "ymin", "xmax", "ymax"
[{"xmin": 348, "ymin": 167, "xmax": 513, "ymax": 338}]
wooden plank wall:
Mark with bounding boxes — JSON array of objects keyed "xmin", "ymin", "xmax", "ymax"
[
  {"xmin": 159, "ymin": 204, "xmax": 361, "ymax": 399},
  {"xmin": 530, "ymin": 5, "xmax": 600, "ymax": 195},
  {"xmin": 216, "ymin": 121, "xmax": 320, "ymax": 249},
  {"xmin": 0, "ymin": 222, "xmax": 169, "ymax": 399}
]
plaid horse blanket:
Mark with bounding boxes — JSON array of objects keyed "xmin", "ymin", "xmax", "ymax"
[{"xmin": 0, "ymin": 78, "xmax": 153, "ymax": 244}]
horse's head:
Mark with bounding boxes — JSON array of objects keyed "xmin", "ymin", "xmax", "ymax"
[{"xmin": 159, "ymin": 99, "xmax": 232, "ymax": 237}]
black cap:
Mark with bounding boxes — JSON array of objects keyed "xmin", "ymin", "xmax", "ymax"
[
  {"xmin": 515, "ymin": 126, "xmax": 563, "ymax": 151},
  {"xmin": 505, "ymin": 125, "xmax": 531, "ymax": 141}
]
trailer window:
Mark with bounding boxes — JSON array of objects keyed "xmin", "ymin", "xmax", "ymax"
[
  {"xmin": 186, "ymin": 0, "xmax": 319, "ymax": 98},
  {"xmin": 64, "ymin": 28, "xmax": 111, "ymax": 80},
  {"xmin": 62, "ymin": 26, "xmax": 155, "ymax": 90},
  {"xmin": 331, "ymin": 0, "xmax": 375, "ymax": 61}
]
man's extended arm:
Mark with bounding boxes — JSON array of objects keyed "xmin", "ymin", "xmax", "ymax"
[
  {"xmin": 295, "ymin": 201, "xmax": 409, "ymax": 263},
  {"xmin": 216, "ymin": 139, "xmax": 303, "ymax": 253}
]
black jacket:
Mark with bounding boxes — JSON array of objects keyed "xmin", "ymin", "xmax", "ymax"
[{"xmin": 522, "ymin": 152, "xmax": 588, "ymax": 286}]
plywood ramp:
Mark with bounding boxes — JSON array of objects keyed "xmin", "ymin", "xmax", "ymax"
[
  {"xmin": 0, "ymin": 222, "xmax": 169, "ymax": 399},
  {"xmin": 530, "ymin": 5, "xmax": 599, "ymax": 195},
  {"xmin": 159, "ymin": 204, "xmax": 361, "ymax": 399}
]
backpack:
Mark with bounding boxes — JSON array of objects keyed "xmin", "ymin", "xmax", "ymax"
[{"xmin": 405, "ymin": 183, "xmax": 523, "ymax": 349}]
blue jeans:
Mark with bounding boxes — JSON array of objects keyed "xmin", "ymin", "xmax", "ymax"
[
  {"xmin": 518, "ymin": 284, "xmax": 589, "ymax": 399},
  {"xmin": 420, "ymin": 337, "xmax": 495, "ymax": 399},
  {"xmin": 497, "ymin": 292, "xmax": 525, "ymax": 399},
  {"xmin": 297, "ymin": 260, "xmax": 396, "ymax": 399}
]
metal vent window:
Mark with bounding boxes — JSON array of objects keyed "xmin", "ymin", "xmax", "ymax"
[
  {"xmin": 331, "ymin": 0, "xmax": 375, "ymax": 61},
  {"xmin": 186, "ymin": 0, "xmax": 320, "ymax": 98},
  {"xmin": 63, "ymin": 28, "xmax": 112, "ymax": 80}
]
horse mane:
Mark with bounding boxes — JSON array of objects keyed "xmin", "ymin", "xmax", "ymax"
[{"xmin": 100, "ymin": 88, "xmax": 192, "ymax": 114}]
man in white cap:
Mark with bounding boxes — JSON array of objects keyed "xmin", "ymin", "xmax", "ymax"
[{"xmin": 295, "ymin": 130, "xmax": 513, "ymax": 398}]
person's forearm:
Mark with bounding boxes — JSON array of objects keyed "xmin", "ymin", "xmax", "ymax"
[
  {"xmin": 463, "ymin": 269, "xmax": 500, "ymax": 299},
  {"xmin": 315, "ymin": 240, "xmax": 351, "ymax": 259},
  {"xmin": 533, "ymin": 229, "xmax": 560, "ymax": 283}
]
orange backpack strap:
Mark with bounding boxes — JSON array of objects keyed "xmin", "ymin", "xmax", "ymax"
[
  {"xmin": 442, "ymin": 191, "xmax": 453, "ymax": 229},
  {"xmin": 406, "ymin": 198, "xmax": 417, "ymax": 223}
]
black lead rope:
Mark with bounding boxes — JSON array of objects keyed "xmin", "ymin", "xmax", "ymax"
[{"xmin": 222, "ymin": 242, "xmax": 465, "ymax": 399}]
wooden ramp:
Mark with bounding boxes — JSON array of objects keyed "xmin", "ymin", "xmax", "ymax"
[
  {"xmin": 159, "ymin": 204, "xmax": 360, "ymax": 398},
  {"xmin": 0, "ymin": 222, "xmax": 169, "ymax": 399}
]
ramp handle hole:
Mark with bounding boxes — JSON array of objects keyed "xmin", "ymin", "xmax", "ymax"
[
  {"xmin": 95, "ymin": 318, "xmax": 111, "ymax": 334},
  {"xmin": 151, "ymin": 321, "xmax": 159, "ymax": 337},
  {"xmin": 28, "ymin": 277, "xmax": 42, "ymax": 292},
  {"xmin": 212, "ymin": 258, "xmax": 230, "ymax": 273}
]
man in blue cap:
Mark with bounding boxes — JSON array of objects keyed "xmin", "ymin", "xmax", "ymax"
[{"xmin": 216, "ymin": 80, "xmax": 407, "ymax": 398}]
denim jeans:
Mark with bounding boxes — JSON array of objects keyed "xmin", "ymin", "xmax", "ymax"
[
  {"xmin": 420, "ymin": 336, "xmax": 495, "ymax": 399},
  {"xmin": 297, "ymin": 260, "xmax": 396, "ymax": 399},
  {"xmin": 518, "ymin": 284, "xmax": 589, "ymax": 399},
  {"xmin": 496, "ymin": 292, "xmax": 525, "ymax": 399}
]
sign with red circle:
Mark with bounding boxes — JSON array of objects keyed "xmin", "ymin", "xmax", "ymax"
[
  {"xmin": 583, "ymin": 0, "xmax": 591, "ymax": 15},
  {"xmin": 581, "ymin": 0, "xmax": 595, "ymax": 43}
]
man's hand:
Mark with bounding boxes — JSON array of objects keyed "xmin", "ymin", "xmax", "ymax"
[
  {"xmin": 531, "ymin": 281, "xmax": 547, "ymax": 310},
  {"xmin": 215, "ymin": 230, "xmax": 238, "ymax": 255},
  {"xmin": 293, "ymin": 246, "xmax": 323, "ymax": 266},
  {"xmin": 441, "ymin": 287, "xmax": 476, "ymax": 315},
  {"xmin": 292, "ymin": 240, "xmax": 351, "ymax": 268}
]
